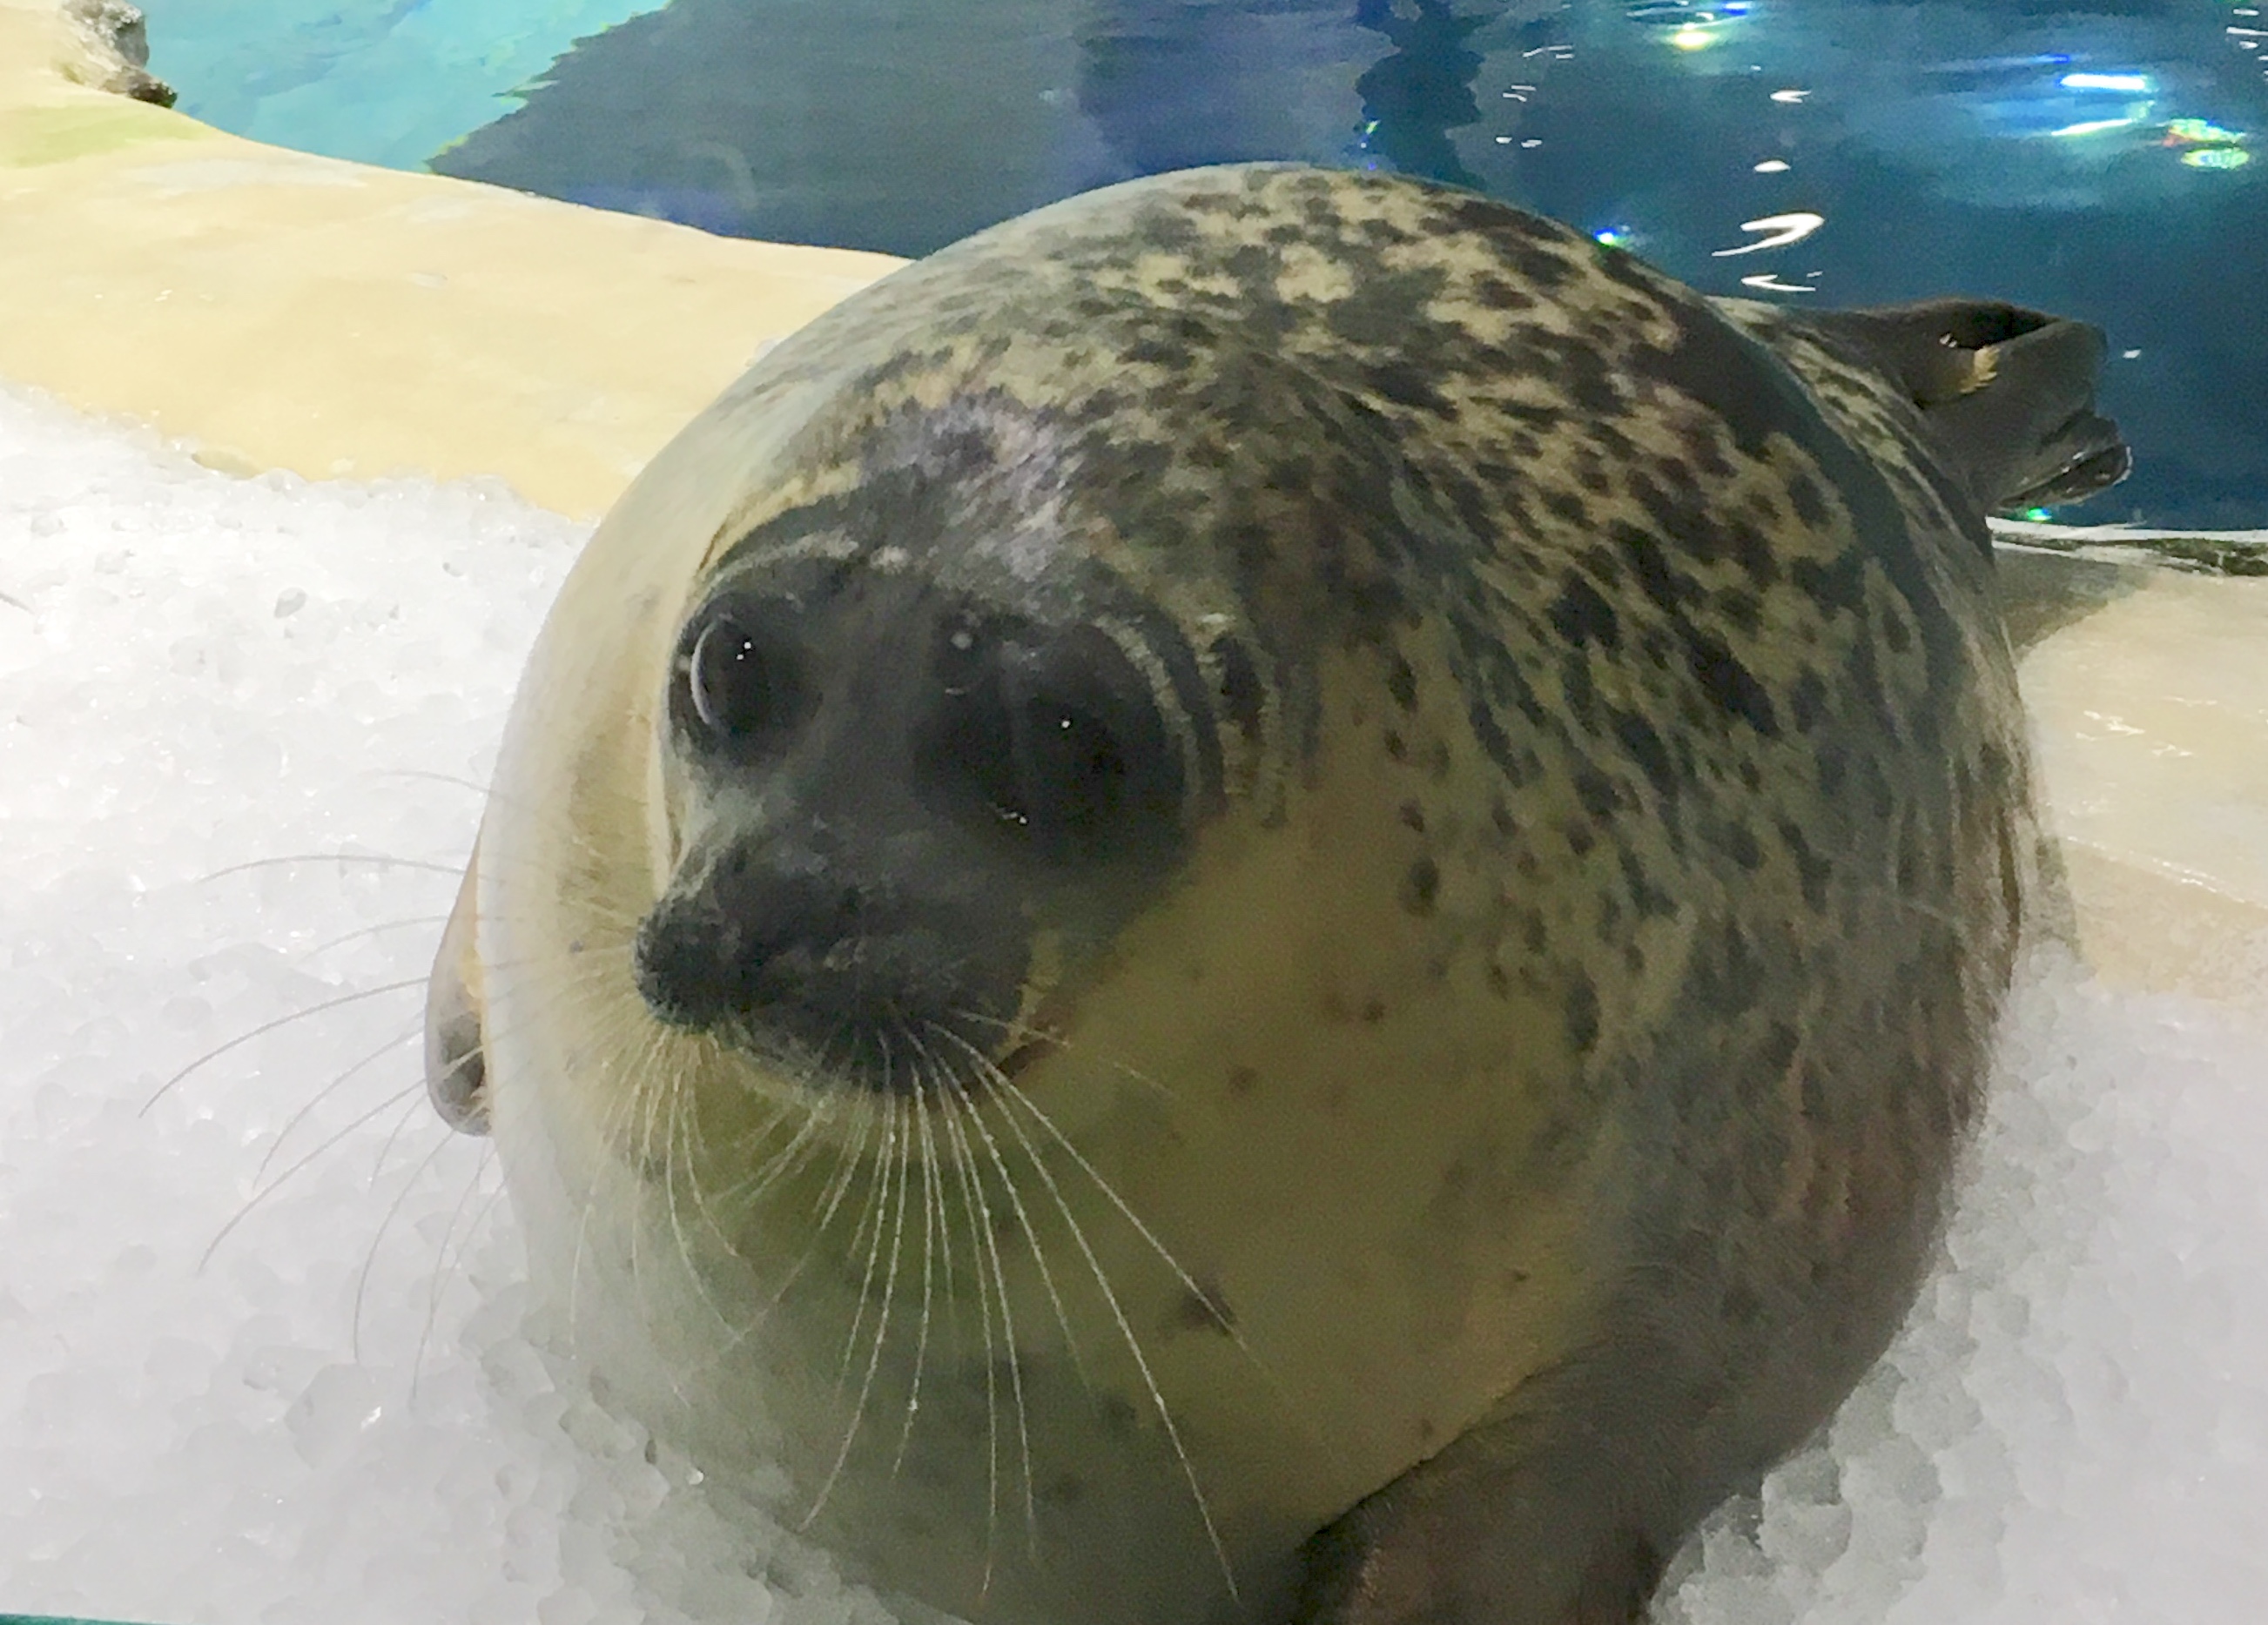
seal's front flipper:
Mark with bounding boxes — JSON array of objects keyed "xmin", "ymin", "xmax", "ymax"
[
  {"xmin": 1807, "ymin": 299, "xmax": 2131, "ymax": 516},
  {"xmin": 425, "ymin": 846, "xmax": 490, "ymax": 1135},
  {"xmin": 1290, "ymin": 1356, "xmax": 1677, "ymax": 1625}
]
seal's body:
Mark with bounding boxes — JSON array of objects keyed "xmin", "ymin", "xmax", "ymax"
[{"xmin": 427, "ymin": 165, "xmax": 2126, "ymax": 1624}]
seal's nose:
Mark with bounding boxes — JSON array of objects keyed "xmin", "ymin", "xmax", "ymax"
[
  {"xmin": 631, "ymin": 839, "xmax": 1028, "ymax": 1089},
  {"xmin": 632, "ymin": 856, "xmax": 879, "ymax": 1032}
]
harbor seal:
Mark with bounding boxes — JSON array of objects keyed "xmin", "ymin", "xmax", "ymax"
[{"xmin": 425, "ymin": 164, "xmax": 2127, "ymax": 1624}]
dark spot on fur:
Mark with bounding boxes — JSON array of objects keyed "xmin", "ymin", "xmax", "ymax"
[
  {"xmin": 1364, "ymin": 361, "xmax": 1450, "ymax": 413},
  {"xmin": 1725, "ymin": 823, "xmax": 1763, "ymax": 870},
  {"xmin": 1383, "ymin": 729, "xmax": 1410, "ymax": 762},
  {"xmin": 1611, "ymin": 708, "xmax": 1677, "ymax": 800},
  {"xmin": 1791, "ymin": 550, "xmax": 1868, "ymax": 618},
  {"xmin": 1169, "ymin": 1279, "xmax": 1237, "ymax": 1335},
  {"xmin": 1477, "ymin": 275, "xmax": 1534, "ymax": 311},
  {"xmin": 1212, "ymin": 635, "xmax": 1265, "ymax": 740},
  {"xmin": 1385, "ymin": 655, "xmax": 1418, "ymax": 712},
  {"xmin": 1776, "ymin": 817, "xmax": 1832, "ymax": 913},
  {"xmin": 1399, "ymin": 800, "xmax": 1427, "ymax": 833},
  {"xmin": 1545, "ymin": 489, "xmax": 1588, "ymax": 527},
  {"xmin": 1788, "ymin": 472, "xmax": 1828, "ymax": 528},
  {"xmin": 1690, "ymin": 636, "xmax": 1780, "ymax": 735},
  {"xmin": 1550, "ymin": 575, "xmax": 1621, "ymax": 649},
  {"xmin": 1228, "ymin": 1065, "xmax": 1260, "ymax": 1098},
  {"xmin": 1403, "ymin": 856, "xmax": 1442, "ymax": 916},
  {"xmin": 1789, "ymin": 669, "xmax": 1829, "ymax": 734},
  {"xmin": 1619, "ymin": 847, "xmax": 1676, "ymax": 919},
  {"xmin": 1566, "ymin": 977, "xmax": 1600, "ymax": 1054},
  {"xmin": 1361, "ymin": 997, "xmax": 1388, "ymax": 1024},
  {"xmin": 1613, "ymin": 523, "xmax": 1689, "ymax": 614},
  {"xmin": 1816, "ymin": 738, "xmax": 1847, "ymax": 797}
]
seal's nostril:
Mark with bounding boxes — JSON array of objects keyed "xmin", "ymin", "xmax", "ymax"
[{"xmin": 633, "ymin": 906, "xmax": 730, "ymax": 1029}]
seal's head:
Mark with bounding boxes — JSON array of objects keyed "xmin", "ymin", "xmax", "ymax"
[{"xmin": 631, "ymin": 432, "xmax": 1217, "ymax": 1099}]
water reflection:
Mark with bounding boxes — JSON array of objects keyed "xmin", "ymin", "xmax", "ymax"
[
  {"xmin": 1349, "ymin": 0, "xmax": 1502, "ymax": 188},
  {"xmin": 147, "ymin": 0, "xmax": 2268, "ymax": 524}
]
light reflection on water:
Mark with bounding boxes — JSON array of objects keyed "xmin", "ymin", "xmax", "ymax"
[{"xmin": 142, "ymin": 0, "xmax": 2266, "ymax": 527}]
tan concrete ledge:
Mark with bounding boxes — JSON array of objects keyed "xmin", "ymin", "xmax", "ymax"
[{"xmin": 0, "ymin": 0, "xmax": 901, "ymax": 518}]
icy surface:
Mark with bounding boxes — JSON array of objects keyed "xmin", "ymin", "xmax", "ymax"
[{"xmin": 1, "ymin": 381, "xmax": 2264, "ymax": 1623}]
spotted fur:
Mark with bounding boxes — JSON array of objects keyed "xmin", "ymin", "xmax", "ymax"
[{"xmin": 435, "ymin": 165, "xmax": 2123, "ymax": 1625}]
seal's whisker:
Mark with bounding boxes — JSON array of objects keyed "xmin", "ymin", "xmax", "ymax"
[
  {"xmin": 413, "ymin": 1145, "xmax": 507, "ymax": 1400},
  {"xmin": 927, "ymin": 1024, "xmax": 1090, "ymax": 1387},
  {"xmin": 199, "ymin": 1074, "xmax": 429, "ymax": 1271},
  {"xmin": 681, "ymin": 1084, "xmax": 810, "ymax": 1266},
  {"xmin": 804, "ymin": 1095, "xmax": 915, "ymax": 1530},
  {"xmin": 896, "ymin": 1035, "xmax": 942, "ymax": 1474},
  {"xmin": 292, "ymin": 912, "xmax": 454, "ymax": 968},
  {"xmin": 663, "ymin": 1095, "xmax": 853, "ymax": 1387},
  {"xmin": 835, "ymin": 1099, "xmax": 901, "ymax": 1387},
  {"xmin": 939, "ymin": 1071, "xmax": 1031, "ymax": 1572},
  {"xmin": 350, "ymin": 1092, "xmax": 461, "ymax": 1364},
  {"xmin": 255, "ymin": 1017, "xmax": 422, "ymax": 1182},
  {"xmin": 981, "ymin": 1064, "xmax": 1238, "ymax": 1602},
  {"xmin": 148, "ymin": 976, "xmax": 428, "ymax": 1113},
  {"xmin": 953, "ymin": 1005, "xmax": 1181, "ymax": 1105},
  {"xmin": 808, "ymin": 1091, "xmax": 875, "ymax": 1236},
  {"xmin": 364, "ymin": 766, "xmax": 495, "ymax": 799},
  {"xmin": 994, "ymin": 1072, "xmax": 1268, "ymax": 1366},
  {"xmin": 662, "ymin": 1064, "xmax": 738, "ymax": 1336},
  {"xmin": 623, "ymin": 1025, "xmax": 665, "ymax": 1353},
  {"xmin": 730, "ymin": 1091, "xmax": 872, "ymax": 1327},
  {"xmin": 198, "ymin": 852, "xmax": 468, "ymax": 883},
  {"xmin": 567, "ymin": 1016, "xmax": 663, "ymax": 1363},
  {"xmin": 715, "ymin": 1097, "xmax": 827, "ymax": 1212}
]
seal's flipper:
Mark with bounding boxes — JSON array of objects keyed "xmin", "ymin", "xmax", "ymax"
[
  {"xmin": 1805, "ymin": 299, "xmax": 2131, "ymax": 516},
  {"xmin": 425, "ymin": 848, "xmax": 490, "ymax": 1135},
  {"xmin": 1293, "ymin": 1350, "xmax": 1685, "ymax": 1625}
]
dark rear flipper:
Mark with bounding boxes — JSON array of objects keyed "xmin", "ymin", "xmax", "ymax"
[{"xmin": 1807, "ymin": 299, "xmax": 2132, "ymax": 516}]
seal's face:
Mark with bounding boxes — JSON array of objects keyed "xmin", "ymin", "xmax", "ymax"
[{"xmin": 636, "ymin": 527, "xmax": 1202, "ymax": 1097}]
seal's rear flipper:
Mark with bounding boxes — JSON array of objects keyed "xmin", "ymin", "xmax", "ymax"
[{"xmin": 1807, "ymin": 300, "xmax": 2132, "ymax": 517}]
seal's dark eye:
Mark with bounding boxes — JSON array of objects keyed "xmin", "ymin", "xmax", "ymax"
[
  {"xmin": 922, "ymin": 622, "xmax": 1181, "ymax": 864},
  {"xmin": 690, "ymin": 615, "xmax": 773, "ymax": 736},
  {"xmin": 676, "ymin": 599, "xmax": 804, "ymax": 753}
]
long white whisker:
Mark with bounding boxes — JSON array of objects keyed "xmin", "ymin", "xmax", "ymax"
[
  {"xmin": 804, "ymin": 1093, "xmax": 913, "ymax": 1528},
  {"xmin": 937, "ymin": 1065, "xmax": 1021, "ymax": 1576},
  {"xmin": 199, "ymin": 1077, "xmax": 426, "ymax": 1269},
  {"xmin": 986, "ymin": 1069, "xmax": 1238, "ymax": 1603},
  {"xmin": 147, "ymin": 977, "xmax": 427, "ymax": 1112},
  {"xmin": 898, "ymin": 1053, "xmax": 942, "ymax": 1473},
  {"xmin": 351, "ymin": 1095, "xmax": 460, "ymax": 1364},
  {"xmin": 926, "ymin": 1024, "xmax": 1088, "ymax": 1387}
]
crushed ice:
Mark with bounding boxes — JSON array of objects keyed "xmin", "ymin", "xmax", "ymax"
[{"xmin": 1, "ymin": 382, "xmax": 2262, "ymax": 1623}]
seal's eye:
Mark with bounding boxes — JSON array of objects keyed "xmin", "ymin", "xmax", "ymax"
[
  {"xmin": 690, "ymin": 615, "xmax": 774, "ymax": 736},
  {"xmin": 923, "ymin": 622, "xmax": 1181, "ymax": 864},
  {"xmin": 675, "ymin": 597, "xmax": 805, "ymax": 753}
]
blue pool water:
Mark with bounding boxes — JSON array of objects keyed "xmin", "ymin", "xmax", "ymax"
[{"xmin": 144, "ymin": 0, "xmax": 2268, "ymax": 527}]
